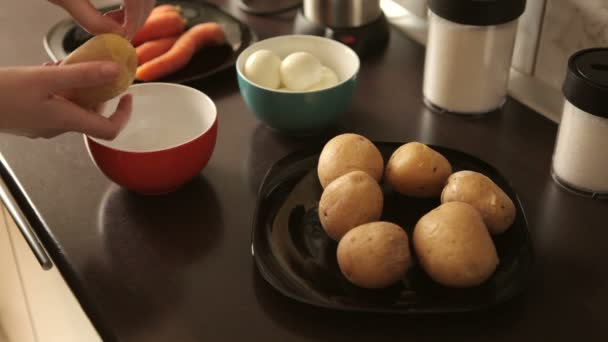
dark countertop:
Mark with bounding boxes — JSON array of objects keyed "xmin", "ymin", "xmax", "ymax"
[{"xmin": 2, "ymin": 1, "xmax": 607, "ymax": 341}]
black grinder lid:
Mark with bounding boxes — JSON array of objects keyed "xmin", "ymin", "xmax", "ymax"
[
  {"xmin": 428, "ymin": 0, "xmax": 526, "ymax": 26},
  {"xmin": 563, "ymin": 48, "xmax": 608, "ymax": 118}
]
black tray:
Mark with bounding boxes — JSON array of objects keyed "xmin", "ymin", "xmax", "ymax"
[
  {"xmin": 252, "ymin": 142, "xmax": 534, "ymax": 314},
  {"xmin": 44, "ymin": 0, "xmax": 257, "ymax": 84}
]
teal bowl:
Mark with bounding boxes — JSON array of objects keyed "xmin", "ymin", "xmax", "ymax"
[{"xmin": 236, "ymin": 35, "xmax": 359, "ymax": 135}]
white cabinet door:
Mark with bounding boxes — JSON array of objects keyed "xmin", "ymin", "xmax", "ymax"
[
  {"xmin": 0, "ymin": 207, "xmax": 36, "ymax": 342},
  {"xmin": 3, "ymin": 206, "xmax": 101, "ymax": 342}
]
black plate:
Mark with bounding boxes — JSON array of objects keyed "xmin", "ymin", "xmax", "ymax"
[
  {"xmin": 252, "ymin": 142, "xmax": 534, "ymax": 314},
  {"xmin": 44, "ymin": 0, "xmax": 257, "ymax": 84}
]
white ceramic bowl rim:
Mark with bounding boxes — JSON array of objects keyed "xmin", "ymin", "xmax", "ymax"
[
  {"xmin": 88, "ymin": 83, "xmax": 217, "ymax": 154},
  {"xmin": 236, "ymin": 34, "xmax": 360, "ymax": 93}
]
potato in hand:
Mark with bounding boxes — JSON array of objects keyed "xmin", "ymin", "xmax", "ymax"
[{"xmin": 60, "ymin": 33, "xmax": 137, "ymax": 108}]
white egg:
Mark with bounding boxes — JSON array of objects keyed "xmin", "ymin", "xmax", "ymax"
[
  {"xmin": 280, "ymin": 52, "xmax": 323, "ymax": 91},
  {"xmin": 307, "ymin": 66, "xmax": 340, "ymax": 91},
  {"xmin": 244, "ymin": 49, "xmax": 281, "ymax": 89}
]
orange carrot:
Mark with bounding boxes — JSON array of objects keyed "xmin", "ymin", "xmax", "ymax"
[
  {"xmin": 150, "ymin": 4, "xmax": 181, "ymax": 16},
  {"xmin": 136, "ymin": 22, "xmax": 225, "ymax": 81},
  {"xmin": 136, "ymin": 36, "xmax": 179, "ymax": 65},
  {"xmin": 131, "ymin": 11, "xmax": 186, "ymax": 46}
]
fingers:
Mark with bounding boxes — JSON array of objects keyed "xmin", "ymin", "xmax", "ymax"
[
  {"xmin": 37, "ymin": 61, "xmax": 120, "ymax": 92},
  {"xmin": 122, "ymin": 0, "xmax": 155, "ymax": 39},
  {"xmin": 122, "ymin": 0, "xmax": 143, "ymax": 39},
  {"xmin": 48, "ymin": 94, "xmax": 132, "ymax": 140},
  {"xmin": 43, "ymin": 60, "xmax": 61, "ymax": 67},
  {"xmin": 52, "ymin": 0, "xmax": 124, "ymax": 35},
  {"xmin": 104, "ymin": 8, "xmax": 124, "ymax": 24}
]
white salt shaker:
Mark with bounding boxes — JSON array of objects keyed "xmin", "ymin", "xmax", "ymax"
[
  {"xmin": 552, "ymin": 48, "xmax": 608, "ymax": 198},
  {"xmin": 423, "ymin": 0, "xmax": 526, "ymax": 115}
]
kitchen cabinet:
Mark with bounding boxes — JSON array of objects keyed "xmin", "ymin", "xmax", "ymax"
[
  {"xmin": 0, "ymin": 206, "xmax": 100, "ymax": 342},
  {"xmin": 0, "ymin": 207, "xmax": 35, "ymax": 342}
]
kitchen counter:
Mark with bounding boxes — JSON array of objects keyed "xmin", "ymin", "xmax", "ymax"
[{"xmin": 1, "ymin": 1, "xmax": 607, "ymax": 341}]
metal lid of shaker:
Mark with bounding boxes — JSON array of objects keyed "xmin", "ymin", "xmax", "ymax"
[
  {"xmin": 563, "ymin": 48, "xmax": 608, "ymax": 118},
  {"xmin": 428, "ymin": 0, "xmax": 526, "ymax": 26}
]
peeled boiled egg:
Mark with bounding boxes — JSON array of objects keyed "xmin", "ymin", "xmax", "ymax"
[
  {"xmin": 307, "ymin": 66, "xmax": 339, "ymax": 91},
  {"xmin": 244, "ymin": 49, "xmax": 281, "ymax": 89},
  {"xmin": 280, "ymin": 52, "xmax": 323, "ymax": 91}
]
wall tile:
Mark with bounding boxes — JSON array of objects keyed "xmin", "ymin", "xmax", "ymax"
[
  {"xmin": 512, "ymin": 0, "xmax": 546, "ymax": 75},
  {"xmin": 535, "ymin": 0, "xmax": 608, "ymax": 90}
]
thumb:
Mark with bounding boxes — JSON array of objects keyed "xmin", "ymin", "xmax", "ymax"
[
  {"xmin": 48, "ymin": 94, "xmax": 133, "ymax": 140},
  {"xmin": 53, "ymin": 0, "xmax": 124, "ymax": 35}
]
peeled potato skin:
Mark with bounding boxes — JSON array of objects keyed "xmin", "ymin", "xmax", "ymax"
[
  {"xmin": 413, "ymin": 202, "xmax": 499, "ymax": 288},
  {"xmin": 319, "ymin": 171, "xmax": 383, "ymax": 241},
  {"xmin": 317, "ymin": 133, "xmax": 384, "ymax": 188},
  {"xmin": 60, "ymin": 33, "xmax": 137, "ymax": 108},
  {"xmin": 385, "ymin": 142, "xmax": 452, "ymax": 198},
  {"xmin": 337, "ymin": 222, "xmax": 412, "ymax": 289},
  {"xmin": 441, "ymin": 170, "xmax": 516, "ymax": 234}
]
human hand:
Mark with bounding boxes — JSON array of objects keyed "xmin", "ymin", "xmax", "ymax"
[
  {"xmin": 104, "ymin": 0, "xmax": 156, "ymax": 39},
  {"xmin": 0, "ymin": 62, "xmax": 131, "ymax": 139},
  {"xmin": 50, "ymin": 0, "xmax": 155, "ymax": 39}
]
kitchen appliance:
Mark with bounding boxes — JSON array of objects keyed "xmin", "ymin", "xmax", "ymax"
[{"xmin": 294, "ymin": 0, "xmax": 390, "ymax": 57}]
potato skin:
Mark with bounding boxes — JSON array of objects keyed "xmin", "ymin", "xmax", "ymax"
[
  {"xmin": 60, "ymin": 33, "xmax": 137, "ymax": 108},
  {"xmin": 337, "ymin": 222, "xmax": 412, "ymax": 289},
  {"xmin": 441, "ymin": 170, "xmax": 516, "ymax": 234},
  {"xmin": 385, "ymin": 142, "xmax": 452, "ymax": 198},
  {"xmin": 319, "ymin": 171, "xmax": 384, "ymax": 241},
  {"xmin": 318, "ymin": 133, "xmax": 384, "ymax": 188},
  {"xmin": 413, "ymin": 202, "xmax": 499, "ymax": 288}
]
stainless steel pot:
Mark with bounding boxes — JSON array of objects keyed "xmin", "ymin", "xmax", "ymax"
[{"xmin": 303, "ymin": 0, "xmax": 382, "ymax": 28}]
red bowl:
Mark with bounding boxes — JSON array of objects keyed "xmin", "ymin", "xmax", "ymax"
[{"xmin": 85, "ymin": 83, "xmax": 218, "ymax": 195}]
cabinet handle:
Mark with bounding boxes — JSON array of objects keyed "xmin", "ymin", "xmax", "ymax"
[{"xmin": 0, "ymin": 154, "xmax": 53, "ymax": 270}]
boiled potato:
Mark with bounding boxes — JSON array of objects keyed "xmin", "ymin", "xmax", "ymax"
[
  {"xmin": 319, "ymin": 171, "xmax": 383, "ymax": 241},
  {"xmin": 413, "ymin": 202, "xmax": 499, "ymax": 288},
  {"xmin": 385, "ymin": 142, "xmax": 452, "ymax": 197},
  {"xmin": 337, "ymin": 222, "xmax": 412, "ymax": 289},
  {"xmin": 317, "ymin": 133, "xmax": 384, "ymax": 188},
  {"xmin": 60, "ymin": 33, "xmax": 137, "ymax": 108},
  {"xmin": 441, "ymin": 170, "xmax": 516, "ymax": 234}
]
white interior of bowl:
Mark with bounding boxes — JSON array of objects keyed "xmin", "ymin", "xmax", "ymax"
[
  {"xmin": 91, "ymin": 83, "xmax": 216, "ymax": 153},
  {"xmin": 236, "ymin": 35, "xmax": 360, "ymax": 92}
]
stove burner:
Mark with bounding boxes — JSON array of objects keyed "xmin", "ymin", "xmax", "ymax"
[{"xmin": 293, "ymin": 10, "xmax": 390, "ymax": 58}]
